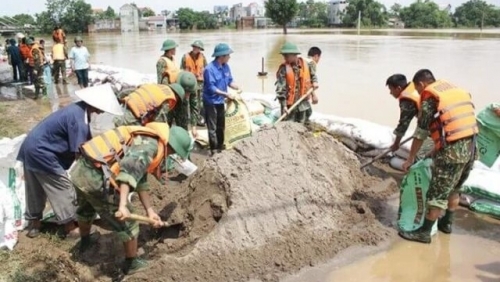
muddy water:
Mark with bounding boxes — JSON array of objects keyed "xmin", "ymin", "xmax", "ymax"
[{"xmin": 72, "ymin": 28, "xmax": 500, "ymax": 129}]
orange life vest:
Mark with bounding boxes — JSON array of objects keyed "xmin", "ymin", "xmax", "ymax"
[
  {"xmin": 398, "ymin": 82, "xmax": 421, "ymax": 110},
  {"xmin": 122, "ymin": 84, "xmax": 178, "ymax": 123},
  {"xmin": 19, "ymin": 44, "xmax": 31, "ymax": 60},
  {"xmin": 80, "ymin": 122, "xmax": 169, "ymax": 189},
  {"xmin": 280, "ymin": 57, "xmax": 312, "ymax": 106},
  {"xmin": 184, "ymin": 52, "xmax": 205, "ymax": 80},
  {"xmin": 52, "ymin": 29, "xmax": 65, "ymax": 43},
  {"xmin": 29, "ymin": 43, "xmax": 45, "ymax": 67},
  {"xmin": 160, "ymin": 56, "xmax": 180, "ymax": 84},
  {"xmin": 422, "ymin": 80, "xmax": 478, "ymax": 150}
]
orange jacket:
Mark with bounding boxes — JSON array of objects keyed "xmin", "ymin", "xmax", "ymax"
[
  {"xmin": 80, "ymin": 123, "xmax": 170, "ymax": 189},
  {"xmin": 121, "ymin": 84, "xmax": 178, "ymax": 123},
  {"xmin": 279, "ymin": 57, "xmax": 312, "ymax": 106},
  {"xmin": 52, "ymin": 29, "xmax": 66, "ymax": 43},
  {"xmin": 184, "ymin": 52, "xmax": 205, "ymax": 80},
  {"xmin": 398, "ymin": 82, "xmax": 421, "ymax": 111},
  {"xmin": 422, "ymin": 80, "xmax": 478, "ymax": 150},
  {"xmin": 19, "ymin": 44, "xmax": 31, "ymax": 61}
]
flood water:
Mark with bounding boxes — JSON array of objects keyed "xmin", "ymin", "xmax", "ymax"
[
  {"xmin": 72, "ymin": 28, "xmax": 500, "ymax": 130},
  {"xmin": 4, "ymin": 28, "xmax": 500, "ymax": 281}
]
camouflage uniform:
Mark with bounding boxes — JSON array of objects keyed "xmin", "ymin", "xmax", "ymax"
[
  {"xmin": 180, "ymin": 53, "xmax": 207, "ymax": 125},
  {"xmin": 156, "ymin": 56, "xmax": 173, "ymax": 85},
  {"xmin": 32, "ymin": 47, "xmax": 45, "ymax": 97},
  {"xmin": 275, "ymin": 60, "xmax": 318, "ymax": 124},
  {"xmin": 413, "ymin": 97, "xmax": 476, "ymax": 210},
  {"xmin": 167, "ymin": 96, "xmax": 198, "ymax": 130},
  {"xmin": 71, "ymin": 135, "xmax": 161, "ymax": 242},
  {"xmin": 113, "ymin": 103, "xmax": 171, "ymax": 127},
  {"xmin": 393, "ymin": 99, "xmax": 418, "ymax": 138}
]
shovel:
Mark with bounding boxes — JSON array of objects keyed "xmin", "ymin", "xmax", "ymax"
[
  {"xmin": 115, "ymin": 211, "xmax": 171, "ymax": 227},
  {"xmin": 274, "ymin": 88, "xmax": 314, "ymax": 124},
  {"xmin": 360, "ymin": 137, "xmax": 413, "ymax": 169}
]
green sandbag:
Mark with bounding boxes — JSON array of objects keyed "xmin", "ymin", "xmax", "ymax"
[
  {"xmin": 469, "ymin": 199, "xmax": 500, "ymax": 218},
  {"xmin": 397, "ymin": 159, "xmax": 437, "ymax": 234},
  {"xmin": 476, "ymin": 103, "xmax": 500, "ymax": 167},
  {"xmin": 252, "ymin": 114, "xmax": 273, "ymax": 126}
]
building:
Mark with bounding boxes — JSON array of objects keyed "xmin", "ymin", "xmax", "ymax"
[
  {"xmin": 214, "ymin": 5, "xmax": 229, "ymax": 14},
  {"xmin": 120, "ymin": 4, "xmax": 139, "ymax": 32},
  {"xmin": 164, "ymin": 11, "xmax": 179, "ymax": 29},
  {"xmin": 327, "ymin": 0, "xmax": 348, "ymax": 26},
  {"xmin": 139, "ymin": 15, "xmax": 167, "ymax": 30},
  {"xmin": 88, "ymin": 19, "xmax": 120, "ymax": 33},
  {"xmin": 246, "ymin": 2, "xmax": 265, "ymax": 17},
  {"xmin": 230, "ymin": 3, "xmax": 246, "ymax": 22},
  {"xmin": 388, "ymin": 17, "xmax": 405, "ymax": 28}
]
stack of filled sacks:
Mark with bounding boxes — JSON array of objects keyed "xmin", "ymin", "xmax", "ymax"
[
  {"xmin": 88, "ymin": 64, "xmax": 156, "ymax": 89},
  {"xmin": 459, "ymin": 103, "xmax": 500, "ymax": 217}
]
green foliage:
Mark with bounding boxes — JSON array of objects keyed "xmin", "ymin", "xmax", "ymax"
[
  {"xmin": 341, "ymin": 0, "xmax": 389, "ymax": 27},
  {"xmin": 35, "ymin": 0, "xmax": 93, "ymax": 33},
  {"xmin": 399, "ymin": 0, "xmax": 453, "ymax": 28},
  {"xmin": 141, "ymin": 7, "xmax": 155, "ymax": 17},
  {"xmin": 265, "ymin": 0, "xmax": 299, "ymax": 34},
  {"xmin": 176, "ymin": 8, "xmax": 218, "ymax": 30},
  {"xmin": 298, "ymin": 0, "xmax": 329, "ymax": 27},
  {"xmin": 453, "ymin": 0, "xmax": 500, "ymax": 28},
  {"xmin": 12, "ymin": 14, "xmax": 36, "ymax": 26}
]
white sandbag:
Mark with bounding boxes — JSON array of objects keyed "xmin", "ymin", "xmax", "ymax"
[
  {"xmin": 245, "ymin": 100, "xmax": 265, "ymax": 116},
  {"xmin": 0, "ymin": 135, "xmax": 27, "ymax": 250},
  {"xmin": 0, "ymin": 64, "xmax": 13, "ymax": 84},
  {"xmin": 459, "ymin": 194, "xmax": 476, "ymax": 207},
  {"xmin": 460, "ymin": 163, "xmax": 500, "ymax": 202},
  {"xmin": 390, "ymin": 156, "xmax": 406, "ymax": 171},
  {"xmin": 395, "ymin": 148, "xmax": 410, "ymax": 159}
]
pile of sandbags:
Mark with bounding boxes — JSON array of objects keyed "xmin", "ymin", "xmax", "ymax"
[
  {"xmin": 0, "ymin": 63, "xmax": 13, "ymax": 84},
  {"xmin": 458, "ymin": 104, "xmax": 500, "ymax": 217}
]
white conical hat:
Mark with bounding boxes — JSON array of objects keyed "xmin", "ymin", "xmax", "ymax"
[
  {"xmin": 75, "ymin": 84, "xmax": 123, "ymax": 116},
  {"xmin": 16, "ymin": 33, "xmax": 25, "ymax": 39}
]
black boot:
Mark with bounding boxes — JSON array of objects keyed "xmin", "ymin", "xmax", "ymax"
[
  {"xmin": 34, "ymin": 87, "xmax": 40, "ymax": 99},
  {"xmin": 438, "ymin": 210, "xmax": 454, "ymax": 234},
  {"xmin": 398, "ymin": 218, "xmax": 435, "ymax": 244}
]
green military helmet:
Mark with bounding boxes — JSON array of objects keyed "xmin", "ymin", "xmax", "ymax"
[
  {"xmin": 74, "ymin": 36, "xmax": 83, "ymax": 43},
  {"xmin": 191, "ymin": 40, "xmax": 204, "ymax": 51},
  {"xmin": 212, "ymin": 43, "xmax": 233, "ymax": 57},
  {"xmin": 176, "ymin": 71, "xmax": 197, "ymax": 93},
  {"xmin": 168, "ymin": 83, "xmax": 186, "ymax": 101},
  {"xmin": 279, "ymin": 42, "xmax": 301, "ymax": 55},
  {"xmin": 169, "ymin": 126, "xmax": 194, "ymax": 159},
  {"xmin": 160, "ymin": 39, "xmax": 178, "ymax": 51},
  {"xmin": 26, "ymin": 38, "xmax": 34, "ymax": 45}
]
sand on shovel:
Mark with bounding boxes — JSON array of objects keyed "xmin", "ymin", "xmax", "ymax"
[{"xmin": 133, "ymin": 122, "xmax": 398, "ymax": 282}]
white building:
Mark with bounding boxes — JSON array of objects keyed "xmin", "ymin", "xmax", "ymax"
[
  {"xmin": 120, "ymin": 4, "xmax": 139, "ymax": 32},
  {"xmin": 327, "ymin": 0, "xmax": 348, "ymax": 26},
  {"xmin": 246, "ymin": 2, "xmax": 265, "ymax": 17},
  {"xmin": 230, "ymin": 3, "xmax": 246, "ymax": 21}
]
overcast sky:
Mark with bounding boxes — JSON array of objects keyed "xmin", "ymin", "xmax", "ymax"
[{"xmin": 2, "ymin": 0, "xmax": 500, "ymax": 15}]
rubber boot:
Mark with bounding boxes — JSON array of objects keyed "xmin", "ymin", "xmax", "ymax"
[
  {"xmin": 398, "ymin": 218, "xmax": 434, "ymax": 244},
  {"xmin": 34, "ymin": 87, "xmax": 40, "ymax": 99},
  {"xmin": 438, "ymin": 210, "xmax": 454, "ymax": 234},
  {"xmin": 122, "ymin": 257, "xmax": 148, "ymax": 275},
  {"xmin": 78, "ymin": 232, "xmax": 100, "ymax": 253}
]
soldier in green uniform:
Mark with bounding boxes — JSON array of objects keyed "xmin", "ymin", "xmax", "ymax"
[
  {"xmin": 166, "ymin": 72, "xmax": 199, "ymax": 137},
  {"xmin": 181, "ymin": 40, "xmax": 208, "ymax": 126},
  {"xmin": 156, "ymin": 39, "xmax": 179, "ymax": 85},
  {"xmin": 275, "ymin": 42, "xmax": 318, "ymax": 124},
  {"xmin": 400, "ymin": 69, "xmax": 477, "ymax": 244},
  {"xmin": 71, "ymin": 126, "xmax": 193, "ymax": 275},
  {"xmin": 113, "ymin": 83, "xmax": 186, "ymax": 127},
  {"xmin": 27, "ymin": 38, "xmax": 46, "ymax": 98}
]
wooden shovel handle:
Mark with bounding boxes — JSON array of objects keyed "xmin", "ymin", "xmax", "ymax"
[{"xmin": 115, "ymin": 211, "xmax": 168, "ymax": 227}]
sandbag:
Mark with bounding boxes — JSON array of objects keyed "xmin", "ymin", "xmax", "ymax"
[
  {"xmin": 476, "ymin": 104, "xmax": 500, "ymax": 167},
  {"xmin": 252, "ymin": 114, "xmax": 273, "ymax": 126},
  {"xmin": 0, "ymin": 64, "xmax": 13, "ymax": 84},
  {"xmin": 460, "ymin": 164, "xmax": 500, "ymax": 202},
  {"xmin": 224, "ymin": 99, "xmax": 252, "ymax": 148},
  {"xmin": 390, "ymin": 156, "xmax": 405, "ymax": 171},
  {"xmin": 397, "ymin": 158, "xmax": 437, "ymax": 235},
  {"xmin": 459, "ymin": 194, "xmax": 475, "ymax": 207},
  {"xmin": 245, "ymin": 100, "xmax": 265, "ymax": 116},
  {"xmin": 469, "ymin": 199, "xmax": 500, "ymax": 218}
]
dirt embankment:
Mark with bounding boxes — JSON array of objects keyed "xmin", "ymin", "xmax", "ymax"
[{"xmin": 0, "ymin": 122, "xmax": 398, "ymax": 282}]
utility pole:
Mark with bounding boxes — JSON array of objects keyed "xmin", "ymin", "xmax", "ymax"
[{"xmin": 357, "ymin": 11, "xmax": 361, "ymax": 35}]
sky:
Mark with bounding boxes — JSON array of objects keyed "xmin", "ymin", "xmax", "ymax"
[{"xmin": 2, "ymin": 0, "xmax": 500, "ymax": 16}]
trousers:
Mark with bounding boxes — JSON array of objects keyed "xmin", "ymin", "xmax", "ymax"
[{"xmin": 204, "ymin": 103, "xmax": 225, "ymax": 151}]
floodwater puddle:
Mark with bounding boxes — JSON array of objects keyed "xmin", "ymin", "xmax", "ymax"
[{"xmin": 284, "ymin": 199, "xmax": 500, "ymax": 282}]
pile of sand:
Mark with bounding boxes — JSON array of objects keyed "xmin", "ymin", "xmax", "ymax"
[{"xmin": 134, "ymin": 123, "xmax": 398, "ymax": 282}]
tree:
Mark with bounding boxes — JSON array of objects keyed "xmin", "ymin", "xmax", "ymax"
[
  {"xmin": 141, "ymin": 7, "xmax": 155, "ymax": 17},
  {"xmin": 265, "ymin": 0, "xmax": 299, "ymax": 34},
  {"xmin": 390, "ymin": 3, "xmax": 402, "ymax": 17},
  {"xmin": 177, "ymin": 8, "xmax": 198, "ymax": 30},
  {"xmin": 104, "ymin": 6, "xmax": 116, "ymax": 19},
  {"xmin": 176, "ymin": 8, "xmax": 218, "ymax": 30},
  {"xmin": 12, "ymin": 14, "xmax": 36, "ymax": 26},
  {"xmin": 36, "ymin": 0, "xmax": 93, "ymax": 33},
  {"xmin": 399, "ymin": 0, "xmax": 453, "ymax": 28},
  {"xmin": 453, "ymin": 0, "xmax": 500, "ymax": 28},
  {"xmin": 341, "ymin": 0, "xmax": 388, "ymax": 27},
  {"xmin": 298, "ymin": 0, "xmax": 329, "ymax": 27}
]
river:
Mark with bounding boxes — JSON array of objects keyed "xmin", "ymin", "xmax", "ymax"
[
  {"xmin": 76, "ymin": 28, "xmax": 500, "ymax": 130},
  {"xmin": 6, "ymin": 28, "xmax": 500, "ymax": 281}
]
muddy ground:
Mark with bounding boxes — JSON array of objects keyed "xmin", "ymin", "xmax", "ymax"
[{"xmin": 0, "ymin": 87, "xmax": 401, "ymax": 282}]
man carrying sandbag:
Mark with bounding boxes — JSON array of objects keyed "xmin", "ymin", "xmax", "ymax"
[
  {"xmin": 400, "ymin": 69, "xmax": 478, "ymax": 244},
  {"xmin": 385, "ymin": 74, "xmax": 420, "ymax": 152},
  {"xmin": 113, "ymin": 83, "xmax": 186, "ymax": 127},
  {"xmin": 275, "ymin": 42, "xmax": 318, "ymax": 124},
  {"xmin": 17, "ymin": 84, "xmax": 123, "ymax": 239},
  {"xmin": 203, "ymin": 43, "xmax": 242, "ymax": 156},
  {"xmin": 71, "ymin": 123, "xmax": 192, "ymax": 275}
]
